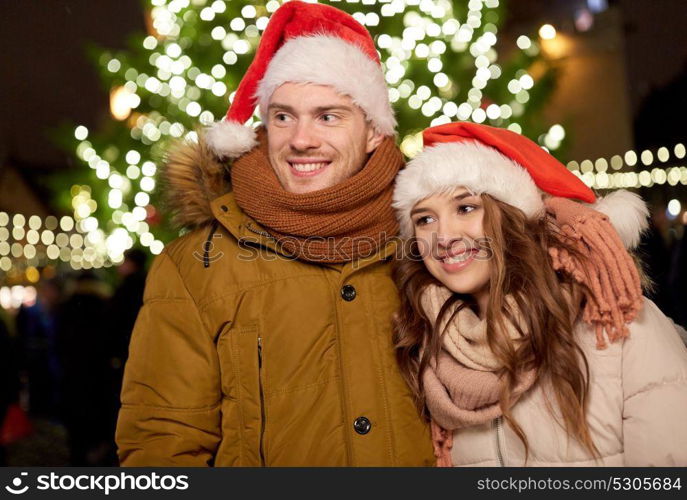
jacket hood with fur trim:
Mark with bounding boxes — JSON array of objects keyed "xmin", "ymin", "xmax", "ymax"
[{"xmin": 162, "ymin": 134, "xmax": 232, "ymax": 230}]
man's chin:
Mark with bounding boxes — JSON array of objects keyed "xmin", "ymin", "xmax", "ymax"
[{"xmin": 284, "ymin": 178, "xmax": 330, "ymax": 194}]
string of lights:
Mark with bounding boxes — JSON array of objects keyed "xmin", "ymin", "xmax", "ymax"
[
  {"xmin": 0, "ymin": 285, "xmax": 37, "ymax": 310},
  {"xmin": 568, "ymin": 143, "xmax": 687, "ymax": 191},
  {"xmin": 567, "ymin": 142, "xmax": 687, "ymax": 223},
  {"xmin": 0, "ymin": 209, "xmax": 111, "ymax": 291}
]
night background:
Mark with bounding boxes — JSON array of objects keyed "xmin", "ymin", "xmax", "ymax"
[{"xmin": 0, "ymin": 0, "xmax": 685, "ymax": 466}]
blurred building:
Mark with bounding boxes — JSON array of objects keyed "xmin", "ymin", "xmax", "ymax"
[{"xmin": 503, "ymin": 0, "xmax": 687, "ymax": 160}]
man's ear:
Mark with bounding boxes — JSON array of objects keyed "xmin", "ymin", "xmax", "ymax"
[{"xmin": 365, "ymin": 126, "xmax": 385, "ymax": 154}]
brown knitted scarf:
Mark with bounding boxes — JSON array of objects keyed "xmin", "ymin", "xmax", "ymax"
[{"xmin": 231, "ymin": 128, "xmax": 403, "ymax": 263}]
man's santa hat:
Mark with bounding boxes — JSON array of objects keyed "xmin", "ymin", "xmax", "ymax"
[
  {"xmin": 393, "ymin": 122, "xmax": 649, "ymax": 248},
  {"xmin": 205, "ymin": 0, "xmax": 396, "ymax": 158}
]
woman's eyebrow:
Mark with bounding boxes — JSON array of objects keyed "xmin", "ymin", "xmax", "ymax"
[
  {"xmin": 410, "ymin": 192, "xmax": 475, "ymax": 216},
  {"xmin": 410, "ymin": 206, "xmax": 429, "ymax": 216},
  {"xmin": 454, "ymin": 192, "xmax": 475, "ymax": 201}
]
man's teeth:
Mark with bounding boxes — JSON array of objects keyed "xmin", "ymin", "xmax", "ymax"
[
  {"xmin": 442, "ymin": 251, "xmax": 473, "ymax": 264},
  {"xmin": 291, "ymin": 162, "xmax": 328, "ymax": 172}
]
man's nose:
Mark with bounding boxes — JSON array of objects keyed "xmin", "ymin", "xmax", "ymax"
[{"xmin": 289, "ymin": 121, "xmax": 321, "ymax": 151}]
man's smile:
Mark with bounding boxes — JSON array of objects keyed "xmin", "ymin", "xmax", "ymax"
[{"xmin": 287, "ymin": 158, "xmax": 333, "ymax": 176}]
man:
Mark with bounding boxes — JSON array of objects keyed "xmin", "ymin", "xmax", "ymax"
[{"xmin": 116, "ymin": 1, "xmax": 434, "ymax": 466}]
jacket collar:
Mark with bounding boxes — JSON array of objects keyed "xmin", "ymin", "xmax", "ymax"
[
  {"xmin": 209, "ymin": 192, "xmax": 396, "ymax": 274},
  {"xmin": 210, "ymin": 191, "xmax": 270, "ymax": 244}
]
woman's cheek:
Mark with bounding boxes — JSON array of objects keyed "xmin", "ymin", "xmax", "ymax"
[{"xmin": 414, "ymin": 233, "xmax": 434, "ymax": 259}]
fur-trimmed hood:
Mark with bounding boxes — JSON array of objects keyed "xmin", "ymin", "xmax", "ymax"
[{"xmin": 162, "ymin": 133, "xmax": 232, "ymax": 229}]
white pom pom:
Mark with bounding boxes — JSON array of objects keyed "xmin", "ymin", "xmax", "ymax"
[
  {"xmin": 593, "ymin": 190, "xmax": 649, "ymax": 249},
  {"xmin": 204, "ymin": 120, "xmax": 258, "ymax": 158}
]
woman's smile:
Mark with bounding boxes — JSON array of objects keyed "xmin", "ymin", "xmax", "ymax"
[{"xmin": 437, "ymin": 248, "xmax": 478, "ymax": 272}]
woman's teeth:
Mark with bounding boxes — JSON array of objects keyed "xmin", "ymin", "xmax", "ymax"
[
  {"xmin": 291, "ymin": 162, "xmax": 328, "ymax": 172},
  {"xmin": 442, "ymin": 251, "xmax": 473, "ymax": 264}
]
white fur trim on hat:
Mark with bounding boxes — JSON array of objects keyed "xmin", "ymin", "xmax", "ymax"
[
  {"xmin": 591, "ymin": 189, "xmax": 649, "ymax": 249},
  {"xmin": 255, "ymin": 35, "xmax": 396, "ymax": 136},
  {"xmin": 392, "ymin": 141, "xmax": 545, "ymax": 238},
  {"xmin": 204, "ymin": 120, "xmax": 258, "ymax": 158}
]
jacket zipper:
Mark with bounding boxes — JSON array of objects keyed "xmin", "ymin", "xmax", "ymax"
[
  {"xmin": 494, "ymin": 416, "xmax": 505, "ymax": 466},
  {"xmin": 258, "ymin": 336, "xmax": 266, "ymax": 466},
  {"xmin": 246, "ymin": 222, "xmax": 273, "ymax": 239}
]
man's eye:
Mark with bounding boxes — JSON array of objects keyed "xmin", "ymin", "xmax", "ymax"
[
  {"xmin": 321, "ymin": 114, "xmax": 337, "ymax": 122},
  {"xmin": 274, "ymin": 113, "xmax": 290, "ymax": 122}
]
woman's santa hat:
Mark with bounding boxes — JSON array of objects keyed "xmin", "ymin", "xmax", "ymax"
[
  {"xmin": 205, "ymin": 0, "xmax": 396, "ymax": 158},
  {"xmin": 393, "ymin": 122, "xmax": 649, "ymax": 248}
]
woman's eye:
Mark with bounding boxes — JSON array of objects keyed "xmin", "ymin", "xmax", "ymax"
[
  {"xmin": 414, "ymin": 215, "xmax": 435, "ymax": 226},
  {"xmin": 457, "ymin": 204, "xmax": 476, "ymax": 215}
]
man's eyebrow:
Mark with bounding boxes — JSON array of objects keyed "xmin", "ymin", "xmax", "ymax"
[
  {"xmin": 409, "ymin": 192, "xmax": 475, "ymax": 216},
  {"xmin": 266, "ymin": 103, "xmax": 354, "ymax": 114},
  {"xmin": 267, "ymin": 103, "xmax": 296, "ymax": 113},
  {"xmin": 313, "ymin": 105, "xmax": 353, "ymax": 114}
]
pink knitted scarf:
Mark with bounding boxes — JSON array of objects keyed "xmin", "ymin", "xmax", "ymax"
[{"xmin": 420, "ymin": 285, "xmax": 537, "ymax": 466}]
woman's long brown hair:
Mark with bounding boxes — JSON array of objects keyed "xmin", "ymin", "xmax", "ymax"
[{"xmin": 393, "ymin": 194, "xmax": 600, "ymax": 461}]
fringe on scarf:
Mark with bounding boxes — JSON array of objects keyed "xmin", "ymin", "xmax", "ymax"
[{"xmin": 545, "ymin": 197, "xmax": 643, "ymax": 349}]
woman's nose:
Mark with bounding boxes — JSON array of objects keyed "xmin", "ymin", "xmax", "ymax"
[{"xmin": 435, "ymin": 220, "xmax": 463, "ymax": 247}]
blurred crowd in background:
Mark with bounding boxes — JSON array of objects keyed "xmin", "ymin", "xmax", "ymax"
[
  {"xmin": 640, "ymin": 196, "xmax": 687, "ymax": 329},
  {"xmin": 0, "ymin": 250, "xmax": 147, "ymax": 466}
]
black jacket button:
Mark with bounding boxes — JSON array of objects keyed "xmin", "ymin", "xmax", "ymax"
[
  {"xmin": 353, "ymin": 416, "xmax": 371, "ymax": 435},
  {"xmin": 341, "ymin": 284, "xmax": 356, "ymax": 302}
]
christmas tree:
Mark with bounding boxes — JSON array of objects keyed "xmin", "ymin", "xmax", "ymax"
[{"xmin": 58, "ymin": 0, "xmax": 561, "ymax": 268}]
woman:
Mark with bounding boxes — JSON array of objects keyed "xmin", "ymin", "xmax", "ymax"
[{"xmin": 392, "ymin": 122, "xmax": 687, "ymax": 466}]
